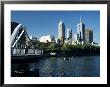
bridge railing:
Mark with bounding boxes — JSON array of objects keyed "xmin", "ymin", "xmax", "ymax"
[{"xmin": 11, "ymin": 48, "xmax": 43, "ymax": 56}]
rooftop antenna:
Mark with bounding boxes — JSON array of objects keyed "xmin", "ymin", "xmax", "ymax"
[
  {"xmin": 80, "ymin": 16, "xmax": 82, "ymax": 23},
  {"xmin": 59, "ymin": 18, "xmax": 62, "ymax": 22}
]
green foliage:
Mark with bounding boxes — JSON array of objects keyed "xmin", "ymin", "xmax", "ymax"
[
  {"xmin": 32, "ymin": 41, "xmax": 100, "ymax": 55},
  {"xmin": 48, "ymin": 43, "xmax": 58, "ymax": 52},
  {"xmin": 61, "ymin": 43, "xmax": 72, "ymax": 54}
]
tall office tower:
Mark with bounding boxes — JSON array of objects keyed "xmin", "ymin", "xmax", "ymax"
[
  {"xmin": 85, "ymin": 29, "xmax": 93, "ymax": 44},
  {"xmin": 73, "ymin": 34, "xmax": 77, "ymax": 42},
  {"xmin": 58, "ymin": 20, "xmax": 65, "ymax": 44},
  {"xmin": 77, "ymin": 17, "xmax": 85, "ymax": 42},
  {"xmin": 67, "ymin": 28, "xmax": 72, "ymax": 40},
  {"xmin": 67, "ymin": 28, "xmax": 72, "ymax": 44}
]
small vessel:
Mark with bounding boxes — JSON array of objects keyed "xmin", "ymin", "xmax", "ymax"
[
  {"xmin": 64, "ymin": 57, "xmax": 71, "ymax": 60},
  {"xmin": 67, "ymin": 57, "xmax": 71, "ymax": 60}
]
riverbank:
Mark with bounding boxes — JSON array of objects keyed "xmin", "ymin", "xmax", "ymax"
[
  {"xmin": 12, "ymin": 53, "xmax": 99, "ymax": 59},
  {"xmin": 11, "ymin": 52, "xmax": 100, "ymax": 59}
]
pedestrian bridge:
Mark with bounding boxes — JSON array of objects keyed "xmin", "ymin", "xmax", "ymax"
[{"xmin": 11, "ymin": 22, "xmax": 42, "ymax": 56}]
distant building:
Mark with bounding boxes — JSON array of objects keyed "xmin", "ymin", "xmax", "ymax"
[
  {"xmin": 73, "ymin": 34, "xmax": 77, "ymax": 42},
  {"xmin": 92, "ymin": 42, "xmax": 99, "ymax": 46},
  {"xmin": 85, "ymin": 29, "xmax": 93, "ymax": 44},
  {"xmin": 39, "ymin": 35, "xmax": 55, "ymax": 43},
  {"xmin": 77, "ymin": 17, "xmax": 85, "ymax": 42},
  {"xmin": 72, "ymin": 34, "xmax": 78, "ymax": 45},
  {"xmin": 67, "ymin": 28, "xmax": 72, "ymax": 40},
  {"xmin": 58, "ymin": 20, "xmax": 65, "ymax": 44},
  {"xmin": 66, "ymin": 28, "xmax": 72, "ymax": 44},
  {"xmin": 55, "ymin": 38, "xmax": 60, "ymax": 44},
  {"xmin": 30, "ymin": 36, "xmax": 37, "ymax": 41}
]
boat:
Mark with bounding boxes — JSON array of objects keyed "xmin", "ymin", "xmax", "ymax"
[{"xmin": 64, "ymin": 57, "xmax": 71, "ymax": 60}]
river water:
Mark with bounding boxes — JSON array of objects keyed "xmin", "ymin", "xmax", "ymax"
[{"xmin": 12, "ymin": 56, "xmax": 100, "ymax": 77}]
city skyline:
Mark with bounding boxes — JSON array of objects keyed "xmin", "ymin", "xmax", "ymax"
[{"xmin": 11, "ymin": 11, "xmax": 100, "ymax": 44}]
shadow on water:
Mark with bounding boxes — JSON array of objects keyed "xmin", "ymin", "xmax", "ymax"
[{"xmin": 11, "ymin": 63, "xmax": 39, "ymax": 77}]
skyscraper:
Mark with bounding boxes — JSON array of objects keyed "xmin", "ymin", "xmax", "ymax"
[
  {"xmin": 66, "ymin": 28, "xmax": 72, "ymax": 44},
  {"xmin": 58, "ymin": 20, "xmax": 65, "ymax": 44},
  {"xmin": 85, "ymin": 29, "xmax": 93, "ymax": 44},
  {"xmin": 77, "ymin": 17, "xmax": 85, "ymax": 42},
  {"xmin": 67, "ymin": 28, "xmax": 72, "ymax": 40}
]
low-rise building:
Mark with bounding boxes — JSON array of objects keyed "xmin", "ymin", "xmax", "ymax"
[
  {"xmin": 30, "ymin": 36, "xmax": 37, "ymax": 41},
  {"xmin": 39, "ymin": 35, "xmax": 55, "ymax": 43}
]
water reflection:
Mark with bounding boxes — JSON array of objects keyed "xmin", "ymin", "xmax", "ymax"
[
  {"xmin": 12, "ymin": 56, "xmax": 100, "ymax": 77},
  {"xmin": 11, "ymin": 63, "xmax": 39, "ymax": 77}
]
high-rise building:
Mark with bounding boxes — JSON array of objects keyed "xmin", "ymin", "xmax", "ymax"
[
  {"xmin": 77, "ymin": 17, "xmax": 85, "ymax": 42},
  {"xmin": 58, "ymin": 20, "xmax": 65, "ymax": 44},
  {"xmin": 67, "ymin": 28, "xmax": 72, "ymax": 40},
  {"xmin": 85, "ymin": 29, "xmax": 93, "ymax": 44},
  {"xmin": 66, "ymin": 28, "xmax": 72, "ymax": 44},
  {"xmin": 73, "ymin": 34, "xmax": 77, "ymax": 42}
]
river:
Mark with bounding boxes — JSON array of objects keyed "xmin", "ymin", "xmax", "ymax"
[{"xmin": 11, "ymin": 56, "xmax": 100, "ymax": 77}]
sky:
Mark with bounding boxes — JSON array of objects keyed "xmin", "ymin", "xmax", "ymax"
[{"xmin": 11, "ymin": 11, "xmax": 100, "ymax": 44}]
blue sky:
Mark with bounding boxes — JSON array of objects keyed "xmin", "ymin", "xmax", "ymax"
[{"xmin": 11, "ymin": 11, "xmax": 100, "ymax": 44}]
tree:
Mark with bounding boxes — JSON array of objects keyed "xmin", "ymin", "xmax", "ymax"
[
  {"xmin": 61, "ymin": 43, "xmax": 72, "ymax": 54},
  {"xmin": 48, "ymin": 43, "xmax": 57, "ymax": 52}
]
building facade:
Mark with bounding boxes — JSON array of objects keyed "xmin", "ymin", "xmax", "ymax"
[
  {"xmin": 77, "ymin": 17, "xmax": 85, "ymax": 42},
  {"xmin": 67, "ymin": 28, "xmax": 72, "ymax": 40},
  {"xmin": 85, "ymin": 29, "xmax": 93, "ymax": 44},
  {"xmin": 66, "ymin": 28, "xmax": 72, "ymax": 44},
  {"xmin": 30, "ymin": 36, "xmax": 37, "ymax": 41},
  {"xmin": 58, "ymin": 20, "xmax": 65, "ymax": 44},
  {"xmin": 39, "ymin": 35, "xmax": 55, "ymax": 43}
]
